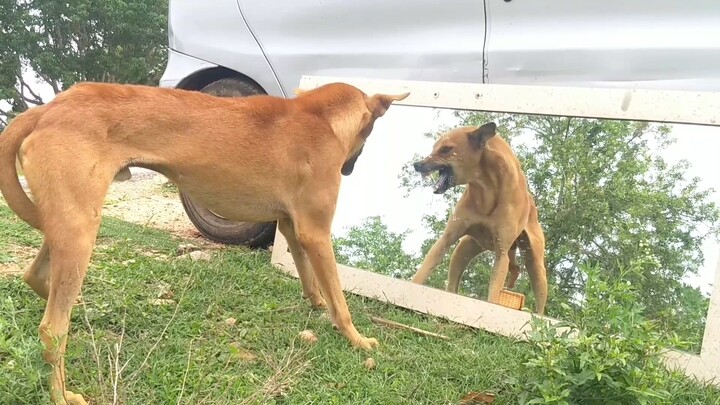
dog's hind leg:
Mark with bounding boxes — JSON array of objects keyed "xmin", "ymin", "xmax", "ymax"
[
  {"xmin": 37, "ymin": 208, "xmax": 102, "ymax": 405},
  {"xmin": 23, "ymin": 239, "xmax": 51, "ymax": 299},
  {"xmin": 447, "ymin": 236, "xmax": 484, "ymax": 293},
  {"xmin": 487, "ymin": 249, "xmax": 511, "ymax": 305},
  {"xmin": 486, "ymin": 228, "xmax": 519, "ymax": 307},
  {"xmin": 24, "ymin": 152, "xmax": 111, "ymax": 405},
  {"xmin": 277, "ymin": 218, "xmax": 326, "ymax": 309},
  {"xmin": 507, "ymin": 241, "xmax": 521, "ymax": 289},
  {"xmin": 519, "ymin": 223, "xmax": 548, "ymax": 315},
  {"xmin": 41, "ymin": 222, "xmax": 99, "ymax": 405}
]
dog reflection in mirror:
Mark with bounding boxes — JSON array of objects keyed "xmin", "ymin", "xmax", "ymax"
[{"xmin": 411, "ymin": 122, "xmax": 548, "ymax": 314}]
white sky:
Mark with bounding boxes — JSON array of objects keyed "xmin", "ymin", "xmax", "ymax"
[{"xmin": 7, "ymin": 74, "xmax": 719, "ymax": 296}]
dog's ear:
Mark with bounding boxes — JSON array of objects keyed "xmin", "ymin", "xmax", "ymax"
[
  {"xmin": 365, "ymin": 92, "xmax": 410, "ymax": 118},
  {"xmin": 468, "ymin": 122, "xmax": 497, "ymax": 149}
]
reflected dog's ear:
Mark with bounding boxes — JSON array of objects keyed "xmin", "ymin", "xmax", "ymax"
[
  {"xmin": 293, "ymin": 88, "xmax": 307, "ymax": 96},
  {"xmin": 365, "ymin": 92, "xmax": 410, "ymax": 118},
  {"xmin": 468, "ymin": 122, "xmax": 497, "ymax": 149}
]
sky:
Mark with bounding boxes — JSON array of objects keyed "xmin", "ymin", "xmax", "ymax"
[{"xmin": 7, "ymin": 73, "xmax": 720, "ymax": 296}]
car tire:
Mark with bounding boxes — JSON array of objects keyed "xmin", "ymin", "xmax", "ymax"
[{"xmin": 178, "ymin": 77, "xmax": 277, "ymax": 248}]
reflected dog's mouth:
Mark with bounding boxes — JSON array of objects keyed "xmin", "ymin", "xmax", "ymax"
[{"xmin": 424, "ymin": 165, "xmax": 454, "ymax": 194}]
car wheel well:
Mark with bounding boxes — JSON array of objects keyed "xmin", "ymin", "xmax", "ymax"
[{"xmin": 176, "ymin": 67, "xmax": 266, "ymax": 93}]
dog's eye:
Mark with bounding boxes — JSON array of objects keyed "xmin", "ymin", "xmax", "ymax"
[{"xmin": 439, "ymin": 146, "xmax": 453, "ymax": 154}]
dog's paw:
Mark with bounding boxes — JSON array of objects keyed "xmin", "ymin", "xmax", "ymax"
[
  {"xmin": 305, "ymin": 295, "xmax": 327, "ymax": 309},
  {"xmin": 54, "ymin": 390, "xmax": 88, "ymax": 405},
  {"xmin": 312, "ymin": 298, "xmax": 327, "ymax": 309},
  {"xmin": 66, "ymin": 391, "xmax": 88, "ymax": 405},
  {"xmin": 353, "ymin": 336, "xmax": 379, "ymax": 351}
]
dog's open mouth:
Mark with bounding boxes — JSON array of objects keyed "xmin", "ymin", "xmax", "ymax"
[{"xmin": 433, "ymin": 166, "xmax": 454, "ymax": 194}]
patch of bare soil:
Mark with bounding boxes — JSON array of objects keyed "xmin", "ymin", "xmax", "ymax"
[
  {"xmin": 1, "ymin": 168, "xmax": 222, "ymax": 276},
  {"xmin": 103, "ymin": 168, "xmax": 196, "ymax": 234},
  {"xmin": 0, "ymin": 243, "xmax": 37, "ymax": 277}
]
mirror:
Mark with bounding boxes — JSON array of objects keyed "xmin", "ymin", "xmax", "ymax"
[{"xmin": 329, "ymin": 105, "xmax": 720, "ymax": 355}]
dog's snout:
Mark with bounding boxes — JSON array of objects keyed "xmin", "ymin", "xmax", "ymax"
[{"xmin": 413, "ymin": 161, "xmax": 425, "ymax": 172}]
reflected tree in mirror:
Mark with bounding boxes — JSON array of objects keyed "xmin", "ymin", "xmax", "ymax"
[{"xmin": 333, "ymin": 216, "xmax": 420, "ymax": 279}]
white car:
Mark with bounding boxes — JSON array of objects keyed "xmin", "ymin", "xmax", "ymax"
[{"xmin": 159, "ymin": 0, "xmax": 720, "ymax": 248}]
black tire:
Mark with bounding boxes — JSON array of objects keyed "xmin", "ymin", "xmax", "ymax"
[{"xmin": 178, "ymin": 77, "xmax": 277, "ymax": 248}]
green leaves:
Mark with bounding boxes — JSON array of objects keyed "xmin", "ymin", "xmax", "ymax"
[
  {"xmin": 0, "ymin": 0, "xmax": 168, "ymax": 125},
  {"xmin": 332, "ymin": 216, "xmax": 420, "ymax": 279},
  {"xmin": 517, "ymin": 265, "xmax": 677, "ymax": 404}
]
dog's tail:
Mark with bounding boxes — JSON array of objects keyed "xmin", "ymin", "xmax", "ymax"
[{"xmin": 0, "ymin": 105, "xmax": 48, "ymax": 231}]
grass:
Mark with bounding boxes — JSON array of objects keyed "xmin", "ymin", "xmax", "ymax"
[
  {"xmin": 2, "ymin": 204, "xmax": 720, "ymax": 404},
  {"xmin": 160, "ymin": 181, "xmax": 179, "ymax": 197},
  {"xmin": 0, "ymin": 205, "xmax": 527, "ymax": 404}
]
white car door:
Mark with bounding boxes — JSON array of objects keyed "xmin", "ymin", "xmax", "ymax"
[
  {"xmin": 238, "ymin": 0, "xmax": 487, "ymax": 93},
  {"xmin": 484, "ymin": 0, "xmax": 720, "ymax": 92}
]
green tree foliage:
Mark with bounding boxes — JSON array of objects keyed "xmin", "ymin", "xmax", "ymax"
[
  {"xmin": 0, "ymin": 0, "xmax": 168, "ymax": 128},
  {"xmin": 342, "ymin": 111, "xmax": 718, "ymax": 350},
  {"xmin": 333, "ymin": 216, "xmax": 420, "ymax": 279}
]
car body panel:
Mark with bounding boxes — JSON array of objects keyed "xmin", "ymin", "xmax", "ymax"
[
  {"xmin": 163, "ymin": 0, "xmax": 284, "ymax": 95},
  {"xmin": 237, "ymin": 0, "xmax": 486, "ymax": 94},
  {"xmin": 485, "ymin": 0, "xmax": 720, "ymax": 92},
  {"xmin": 161, "ymin": 0, "xmax": 720, "ymax": 95},
  {"xmin": 159, "ymin": 49, "xmax": 219, "ymax": 89}
]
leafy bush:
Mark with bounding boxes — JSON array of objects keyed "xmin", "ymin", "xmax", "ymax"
[{"xmin": 516, "ymin": 265, "xmax": 690, "ymax": 405}]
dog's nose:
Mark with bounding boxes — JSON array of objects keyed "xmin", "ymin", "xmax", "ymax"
[{"xmin": 413, "ymin": 161, "xmax": 424, "ymax": 172}]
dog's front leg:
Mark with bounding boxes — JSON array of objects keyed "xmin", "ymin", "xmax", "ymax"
[
  {"xmin": 278, "ymin": 218, "xmax": 326, "ymax": 308},
  {"xmin": 411, "ymin": 219, "xmax": 467, "ymax": 285},
  {"xmin": 447, "ymin": 236, "xmax": 484, "ymax": 293},
  {"xmin": 292, "ymin": 213, "xmax": 377, "ymax": 350}
]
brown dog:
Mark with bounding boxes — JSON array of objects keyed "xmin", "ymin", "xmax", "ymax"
[
  {"xmin": 409, "ymin": 122, "xmax": 548, "ymax": 314},
  {"xmin": 0, "ymin": 82, "xmax": 408, "ymax": 404}
]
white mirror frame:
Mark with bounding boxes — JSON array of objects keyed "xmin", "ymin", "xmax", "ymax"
[{"xmin": 272, "ymin": 75, "xmax": 720, "ymax": 387}]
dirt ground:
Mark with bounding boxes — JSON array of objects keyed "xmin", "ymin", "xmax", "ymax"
[
  {"xmin": 102, "ymin": 168, "xmax": 197, "ymax": 234},
  {"xmin": 1, "ymin": 168, "xmax": 206, "ymax": 276}
]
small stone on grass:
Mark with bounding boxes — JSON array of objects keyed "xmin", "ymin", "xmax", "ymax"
[
  {"xmin": 299, "ymin": 329, "xmax": 318, "ymax": 344},
  {"xmin": 178, "ymin": 250, "xmax": 212, "ymax": 261},
  {"xmin": 363, "ymin": 357, "xmax": 376, "ymax": 370}
]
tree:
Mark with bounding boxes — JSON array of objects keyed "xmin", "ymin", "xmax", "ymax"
[
  {"xmin": 333, "ymin": 216, "xmax": 420, "ymax": 279},
  {"xmin": 0, "ymin": 0, "xmax": 28, "ymax": 128},
  {"xmin": 0, "ymin": 0, "xmax": 168, "ymax": 128}
]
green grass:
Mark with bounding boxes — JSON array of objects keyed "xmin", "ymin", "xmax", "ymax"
[
  {"xmin": 0, "ymin": 205, "xmax": 527, "ymax": 404},
  {"xmin": 159, "ymin": 180, "xmax": 179, "ymax": 197},
  {"xmin": 2, "ymin": 204, "xmax": 720, "ymax": 405}
]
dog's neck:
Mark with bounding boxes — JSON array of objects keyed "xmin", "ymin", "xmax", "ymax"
[
  {"xmin": 468, "ymin": 146, "xmax": 506, "ymax": 192},
  {"xmin": 326, "ymin": 113, "xmax": 364, "ymax": 154},
  {"xmin": 298, "ymin": 96, "xmax": 366, "ymax": 155}
]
